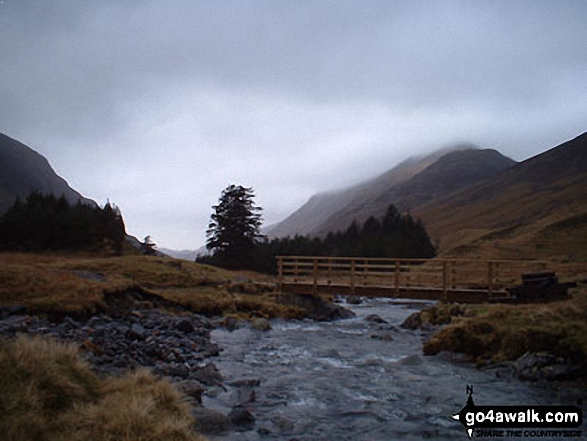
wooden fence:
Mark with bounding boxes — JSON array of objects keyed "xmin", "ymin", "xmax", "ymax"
[{"xmin": 277, "ymin": 256, "xmax": 550, "ymax": 302}]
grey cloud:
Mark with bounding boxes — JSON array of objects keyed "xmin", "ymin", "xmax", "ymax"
[{"xmin": 1, "ymin": 0, "xmax": 586, "ymax": 248}]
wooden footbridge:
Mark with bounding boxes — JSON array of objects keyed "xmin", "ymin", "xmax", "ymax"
[{"xmin": 277, "ymin": 256, "xmax": 550, "ymax": 303}]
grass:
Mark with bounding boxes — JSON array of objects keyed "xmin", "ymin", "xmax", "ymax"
[
  {"xmin": 0, "ymin": 252, "xmax": 305, "ymax": 319},
  {"xmin": 0, "ymin": 334, "xmax": 205, "ymax": 441},
  {"xmin": 422, "ymin": 283, "xmax": 587, "ymax": 371}
]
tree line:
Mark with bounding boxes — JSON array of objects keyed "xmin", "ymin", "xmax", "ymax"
[
  {"xmin": 0, "ymin": 192, "xmax": 127, "ymax": 254},
  {"xmin": 198, "ymin": 184, "xmax": 436, "ymax": 273}
]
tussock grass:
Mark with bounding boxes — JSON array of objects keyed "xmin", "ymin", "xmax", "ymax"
[
  {"xmin": 423, "ymin": 285, "xmax": 587, "ymax": 370},
  {"xmin": 0, "ymin": 335, "xmax": 205, "ymax": 441},
  {"xmin": 0, "ymin": 252, "xmax": 293, "ymax": 319}
]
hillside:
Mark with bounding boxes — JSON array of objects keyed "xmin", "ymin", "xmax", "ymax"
[
  {"xmin": 269, "ymin": 144, "xmax": 516, "ymax": 239},
  {"xmin": 416, "ymin": 132, "xmax": 587, "ymax": 260},
  {"xmin": 0, "ymin": 133, "xmax": 95, "ymax": 214}
]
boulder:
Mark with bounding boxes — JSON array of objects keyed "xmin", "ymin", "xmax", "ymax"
[
  {"xmin": 271, "ymin": 415, "xmax": 295, "ymax": 433},
  {"xmin": 127, "ymin": 323, "xmax": 147, "ymax": 340},
  {"xmin": 0, "ymin": 305, "xmax": 27, "ymax": 319},
  {"xmin": 370, "ymin": 332, "xmax": 394, "ymax": 341},
  {"xmin": 192, "ymin": 408, "xmax": 231, "ymax": 435},
  {"xmin": 278, "ymin": 293, "xmax": 355, "ymax": 321},
  {"xmin": 365, "ymin": 314, "xmax": 388, "ymax": 324},
  {"xmin": 252, "ymin": 318, "xmax": 272, "ymax": 331},
  {"xmin": 228, "ymin": 406, "xmax": 255, "ymax": 428},
  {"xmin": 346, "ymin": 296, "xmax": 363, "ymax": 305},
  {"xmin": 190, "ymin": 362, "xmax": 223, "ymax": 386},
  {"xmin": 176, "ymin": 380, "xmax": 205, "ymax": 404},
  {"xmin": 175, "ymin": 318, "xmax": 195, "ymax": 334},
  {"xmin": 400, "ymin": 311, "xmax": 422, "ymax": 330}
]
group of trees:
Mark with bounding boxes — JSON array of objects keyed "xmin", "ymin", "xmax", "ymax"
[
  {"xmin": 0, "ymin": 192, "xmax": 127, "ymax": 254},
  {"xmin": 199, "ymin": 184, "xmax": 436, "ymax": 273}
]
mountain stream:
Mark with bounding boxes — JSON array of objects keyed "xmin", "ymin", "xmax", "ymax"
[{"xmin": 205, "ymin": 298, "xmax": 584, "ymax": 440}]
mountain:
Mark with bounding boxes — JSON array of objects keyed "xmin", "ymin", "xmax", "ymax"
[
  {"xmin": 268, "ymin": 144, "xmax": 516, "ymax": 239},
  {"xmin": 157, "ymin": 247, "xmax": 206, "ymax": 261},
  {"xmin": 0, "ymin": 133, "xmax": 96, "ymax": 213},
  {"xmin": 415, "ymin": 132, "xmax": 587, "ymax": 259}
]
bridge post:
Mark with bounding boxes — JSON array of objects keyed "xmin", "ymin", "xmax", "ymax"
[
  {"xmin": 451, "ymin": 261, "xmax": 457, "ymax": 289},
  {"xmin": 394, "ymin": 261, "xmax": 400, "ymax": 297},
  {"xmin": 350, "ymin": 259, "xmax": 356, "ymax": 296},
  {"xmin": 442, "ymin": 261, "xmax": 448, "ymax": 301},
  {"xmin": 328, "ymin": 258, "xmax": 332, "ymax": 285},
  {"xmin": 313, "ymin": 259, "xmax": 318, "ymax": 294},
  {"xmin": 488, "ymin": 261, "xmax": 494, "ymax": 297},
  {"xmin": 278, "ymin": 256, "xmax": 283, "ymax": 292}
]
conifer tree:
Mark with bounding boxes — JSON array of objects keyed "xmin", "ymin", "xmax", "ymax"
[{"xmin": 206, "ymin": 184, "xmax": 263, "ymax": 269}]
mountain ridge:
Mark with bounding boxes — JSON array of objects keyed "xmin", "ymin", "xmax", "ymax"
[
  {"xmin": 415, "ymin": 132, "xmax": 587, "ymax": 259},
  {"xmin": 269, "ymin": 144, "xmax": 516, "ymax": 239},
  {"xmin": 0, "ymin": 133, "xmax": 96, "ymax": 213}
]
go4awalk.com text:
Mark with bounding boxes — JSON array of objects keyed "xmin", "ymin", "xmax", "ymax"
[{"xmin": 452, "ymin": 386, "xmax": 583, "ymax": 438}]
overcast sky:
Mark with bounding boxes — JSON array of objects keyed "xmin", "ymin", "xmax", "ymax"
[{"xmin": 1, "ymin": 1, "xmax": 586, "ymax": 250}]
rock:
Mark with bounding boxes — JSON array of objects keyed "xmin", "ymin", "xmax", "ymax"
[
  {"xmin": 0, "ymin": 308, "xmax": 223, "ymax": 391},
  {"xmin": 0, "ymin": 315, "xmax": 30, "ymax": 332},
  {"xmin": 271, "ymin": 415, "xmax": 294, "ymax": 433},
  {"xmin": 175, "ymin": 318, "xmax": 195, "ymax": 334},
  {"xmin": 278, "ymin": 293, "xmax": 355, "ymax": 321},
  {"xmin": 365, "ymin": 314, "xmax": 388, "ymax": 324},
  {"xmin": 252, "ymin": 318, "xmax": 272, "ymax": 331},
  {"xmin": 219, "ymin": 316, "xmax": 239, "ymax": 331},
  {"xmin": 230, "ymin": 387, "xmax": 256, "ymax": 406},
  {"xmin": 128, "ymin": 323, "xmax": 147, "ymax": 340},
  {"xmin": 514, "ymin": 352, "xmax": 581, "ymax": 381},
  {"xmin": 346, "ymin": 296, "xmax": 363, "ymax": 305},
  {"xmin": 192, "ymin": 408, "xmax": 231, "ymax": 435},
  {"xmin": 190, "ymin": 362, "xmax": 223, "ymax": 385},
  {"xmin": 400, "ymin": 311, "xmax": 422, "ymax": 330},
  {"xmin": 397, "ymin": 354, "xmax": 424, "ymax": 366},
  {"xmin": 228, "ymin": 406, "xmax": 255, "ymax": 428},
  {"xmin": 63, "ymin": 316, "xmax": 79, "ymax": 327},
  {"xmin": 370, "ymin": 332, "xmax": 394, "ymax": 341},
  {"xmin": 176, "ymin": 380, "xmax": 205, "ymax": 404},
  {"xmin": 0, "ymin": 305, "xmax": 27, "ymax": 319},
  {"xmin": 229, "ymin": 378, "xmax": 261, "ymax": 387}
]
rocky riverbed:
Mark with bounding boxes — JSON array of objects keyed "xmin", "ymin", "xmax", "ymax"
[
  {"xmin": 0, "ymin": 291, "xmax": 356, "ymax": 437},
  {"xmin": 1, "ymin": 297, "xmax": 585, "ymax": 440}
]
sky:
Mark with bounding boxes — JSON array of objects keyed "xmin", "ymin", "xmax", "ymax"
[{"xmin": 1, "ymin": 0, "xmax": 586, "ymax": 250}]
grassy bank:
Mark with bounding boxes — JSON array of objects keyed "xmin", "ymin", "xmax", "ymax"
[
  {"xmin": 0, "ymin": 334, "xmax": 205, "ymax": 441},
  {"xmin": 421, "ymin": 283, "xmax": 587, "ymax": 372},
  {"xmin": 0, "ymin": 252, "xmax": 304, "ymax": 319}
]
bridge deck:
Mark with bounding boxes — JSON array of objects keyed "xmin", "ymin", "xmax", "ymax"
[{"xmin": 280, "ymin": 282, "xmax": 508, "ymax": 303}]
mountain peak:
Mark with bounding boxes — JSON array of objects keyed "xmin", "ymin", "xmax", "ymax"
[{"xmin": 268, "ymin": 145, "xmax": 516, "ymax": 239}]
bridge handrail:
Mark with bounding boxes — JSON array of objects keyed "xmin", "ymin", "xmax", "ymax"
[{"xmin": 276, "ymin": 255, "xmax": 550, "ymax": 298}]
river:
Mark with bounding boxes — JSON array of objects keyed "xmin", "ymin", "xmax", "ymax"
[{"xmin": 205, "ymin": 298, "xmax": 585, "ymax": 440}]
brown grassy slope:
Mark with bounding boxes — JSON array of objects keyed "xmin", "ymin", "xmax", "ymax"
[
  {"xmin": 415, "ymin": 132, "xmax": 587, "ymax": 260},
  {"xmin": 422, "ymin": 283, "xmax": 587, "ymax": 370},
  {"xmin": 0, "ymin": 334, "xmax": 204, "ymax": 441},
  {"xmin": 0, "ymin": 253, "xmax": 304, "ymax": 319}
]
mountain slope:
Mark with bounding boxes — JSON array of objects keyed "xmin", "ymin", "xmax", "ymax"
[
  {"xmin": 0, "ymin": 133, "xmax": 96, "ymax": 213},
  {"xmin": 313, "ymin": 148, "xmax": 516, "ymax": 237},
  {"xmin": 268, "ymin": 144, "xmax": 487, "ymax": 238},
  {"xmin": 415, "ymin": 132, "xmax": 587, "ymax": 259}
]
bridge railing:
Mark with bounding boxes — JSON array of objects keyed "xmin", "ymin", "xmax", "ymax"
[{"xmin": 276, "ymin": 256, "xmax": 549, "ymax": 298}]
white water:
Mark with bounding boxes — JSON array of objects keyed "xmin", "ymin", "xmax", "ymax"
[{"xmin": 205, "ymin": 298, "xmax": 585, "ymax": 440}]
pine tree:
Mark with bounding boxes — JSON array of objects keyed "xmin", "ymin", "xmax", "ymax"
[{"xmin": 206, "ymin": 184, "xmax": 263, "ymax": 269}]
